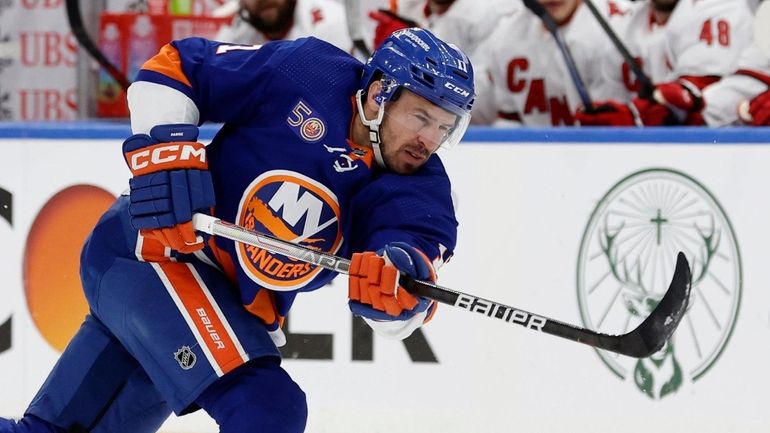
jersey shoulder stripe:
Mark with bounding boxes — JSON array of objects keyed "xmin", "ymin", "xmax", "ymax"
[{"xmin": 140, "ymin": 43, "xmax": 192, "ymax": 87}]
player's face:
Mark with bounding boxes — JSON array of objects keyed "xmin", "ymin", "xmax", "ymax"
[
  {"xmin": 380, "ymin": 90, "xmax": 458, "ymax": 174},
  {"xmin": 650, "ymin": 0, "xmax": 678, "ymax": 12},
  {"xmin": 241, "ymin": 0, "xmax": 295, "ymax": 32},
  {"xmin": 539, "ymin": 0, "xmax": 580, "ymax": 24}
]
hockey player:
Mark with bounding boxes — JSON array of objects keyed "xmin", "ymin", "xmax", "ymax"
[
  {"xmin": 367, "ymin": 0, "xmax": 518, "ymax": 55},
  {"xmin": 0, "ymin": 28, "xmax": 474, "ymax": 433},
  {"xmin": 699, "ymin": 0, "xmax": 770, "ymax": 126},
  {"xmin": 364, "ymin": 0, "xmax": 518, "ymax": 123},
  {"xmin": 214, "ymin": 0, "xmax": 353, "ymax": 52},
  {"xmin": 575, "ymin": 0, "xmax": 754, "ymax": 126},
  {"xmin": 472, "ymin": 0, "xmax": 633, "ymax": 126}
]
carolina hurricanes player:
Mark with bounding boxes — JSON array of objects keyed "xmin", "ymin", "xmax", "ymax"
[
  {"xmin": 0, "ymin": 29, "xmax": 474, "ymax": 433},
  {"xmin": 472, "ymin": 0, "xmax": 632, "ymax": 126},
  {"xmin": 702, "ymin": 0, "xmax": 770, "ymax": 126},
  {"xmin": 368, "ymin": 0, "xmax": 519, "ymax": 56},
  {"xmin": 364, "ymin": 0, "xmax": 519, "ymax": 123},
  {"xmin": 576, "ymin": 0, "xmax": 754, "ymax": 126},
  {"xmin": 215, "ymin": 0, "xmax": 353, "ymax": 51}
]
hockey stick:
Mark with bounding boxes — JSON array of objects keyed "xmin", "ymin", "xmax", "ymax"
[
  {"xmin": 66, "ymin": 0, "xmax": 131, "ymax": 91},
  {"xmin": 582, "ymin": 0, "xmax": 655, "ymax": 100},
  {"xmin": 522, "ymin": 0, "xmax": 596, "ymax": 113},
  {"xmin": 192, "ymin": 213, "xmax": 692, "ymax": 358},
  {"xmin": 344, "ymin": 0, "xmax": 372, "ymax": 58}
]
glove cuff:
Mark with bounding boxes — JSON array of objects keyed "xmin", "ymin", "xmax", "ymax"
[
  {"xmin": 125, "ymin": 141, "xmax": 208, "ymax": 176},
  {"xmin": 123, "ymin": 124, "xmax": 207, "ymax": 176},
  {"xmin": 677, "ymin": 79, "xmax": 704, "ymax": 112},
  {"xmin": 380, "ymin": 242, "xmax": 436, "ymax": 282}
]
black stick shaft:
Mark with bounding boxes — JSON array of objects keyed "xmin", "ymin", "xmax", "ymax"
[
  {"xmin": 522, "ymin": 0, "xmax": 595, "ymax": 112},
  {"xmin": 193, "ymin": 214, "xmax": 690, "ymax": 358},
  {"xmin": 582, "ymin": 0, "xmax": 655, "ymax": 100},
  {"xmin": 66, "ymin": 0, "xmax": 131, "ymax": 91}
]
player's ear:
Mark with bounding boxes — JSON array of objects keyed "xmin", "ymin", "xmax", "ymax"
[{"xmin": 365, "ymin": 80, "xmax": 383, "ymax": 110}]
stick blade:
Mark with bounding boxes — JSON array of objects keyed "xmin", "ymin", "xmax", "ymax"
[{"xmin": 614, "ymin": 252, "xmax": 692, "ymax": 358}]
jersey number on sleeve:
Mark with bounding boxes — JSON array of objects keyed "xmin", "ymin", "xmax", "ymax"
[{"xmin": 699, "ymin": 19, "xmax": 730, "ymax": 47}]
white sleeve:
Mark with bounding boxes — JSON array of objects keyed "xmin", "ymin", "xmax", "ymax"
[
  {"xmin": 702, "ymin": 43, "xmax": 770, "ymax": 126},
  {"xmin": 127, "ymin": 81, "xmax": 200, "ymax": 135},
  {"xmin": 702, "ymin": 75, "xmax": 769, "ymax": 126}
]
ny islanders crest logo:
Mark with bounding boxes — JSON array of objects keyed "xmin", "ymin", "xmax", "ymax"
[{"xmin": 236, "ymin": 170, "xmax": 342, "ymax": 290}]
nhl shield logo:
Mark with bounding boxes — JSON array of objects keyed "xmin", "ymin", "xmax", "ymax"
[{"xmin": 174, "ymin": 346, "xmax": 197, "ymax": 370}]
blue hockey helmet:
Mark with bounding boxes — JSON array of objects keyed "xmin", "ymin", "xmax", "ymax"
[{"xmin": 358, "ymin": 28, "xmax": 475, "ymax": 156}]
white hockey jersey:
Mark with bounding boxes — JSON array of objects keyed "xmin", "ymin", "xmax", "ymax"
[
  {"xmin": 214, "ymin": 0, "xmax": 353, "ymax": 52},
  {"xmin": 474, "ymin": 0, "xmax": 632, "ymax": 126},
  {"xmin": 385, "ymin": 0, "xmax": 519, "ymax": 124},
  {"xmin": 599, "ymin": 0, "xmax": 754, "ymax": 101},
  {"xmin": 702, "ymin": 43, "xmax": 770, "ymax": 125},
  {"xmin": 395, "ymin": 0, "xmax": 520, "ymax": 57}
]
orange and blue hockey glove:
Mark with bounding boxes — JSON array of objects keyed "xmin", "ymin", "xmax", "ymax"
[
  {"xmin": 123, "ymin": 124, "xmax": 215, "ymax": 254},
  {"xmin": 348, "ymin": 242, "xmax": 436, "ymax": 321}
]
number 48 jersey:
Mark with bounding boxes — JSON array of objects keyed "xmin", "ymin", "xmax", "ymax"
[
  {"xmin": 128, "ymin": 37, "xmax": 458, "ymax": 332},
  {"xmin": 599, "ymin": 0, "xmax": 753, "ymax": 100}
]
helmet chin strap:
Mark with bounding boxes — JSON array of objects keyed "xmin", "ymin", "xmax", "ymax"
[{"xmin": 356, "ymin": 89, "xmax": 387, "ymax": 169}]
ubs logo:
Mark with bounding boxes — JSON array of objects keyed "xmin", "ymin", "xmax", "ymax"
[{"xmin": 236, "ymin": 170, "xmax": 342, "ymax": 291}]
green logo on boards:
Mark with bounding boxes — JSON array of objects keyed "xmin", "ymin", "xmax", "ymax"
[{"xmin": 576, "ymin": 168, "xmax": 741, "ymax": 399}]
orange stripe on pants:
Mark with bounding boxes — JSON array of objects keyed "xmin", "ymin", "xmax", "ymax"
[{"xmin": 158, "ymin": 262, "xmax": 246, "ymax": 376}]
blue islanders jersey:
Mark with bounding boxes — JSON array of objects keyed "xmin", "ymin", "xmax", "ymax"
[{"xmin": 134, "ymin": 37, "xmax": 458, "ymax": 331}]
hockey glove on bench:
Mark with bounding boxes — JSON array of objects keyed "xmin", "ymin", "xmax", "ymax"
[
  {"xmin": 739, "ymin": 89, "xmax": 770, "ymax": 126},
  {"xmin": 123, "ymin": 124, "xmax": 215, "ymax": 254},
  {"xmin": 348, "ymin": 242, "xmax": 436, "ymax": 321},
  {"xmin": 577, "ymin": 80, "xmax": 704, "ymax": 126}
]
